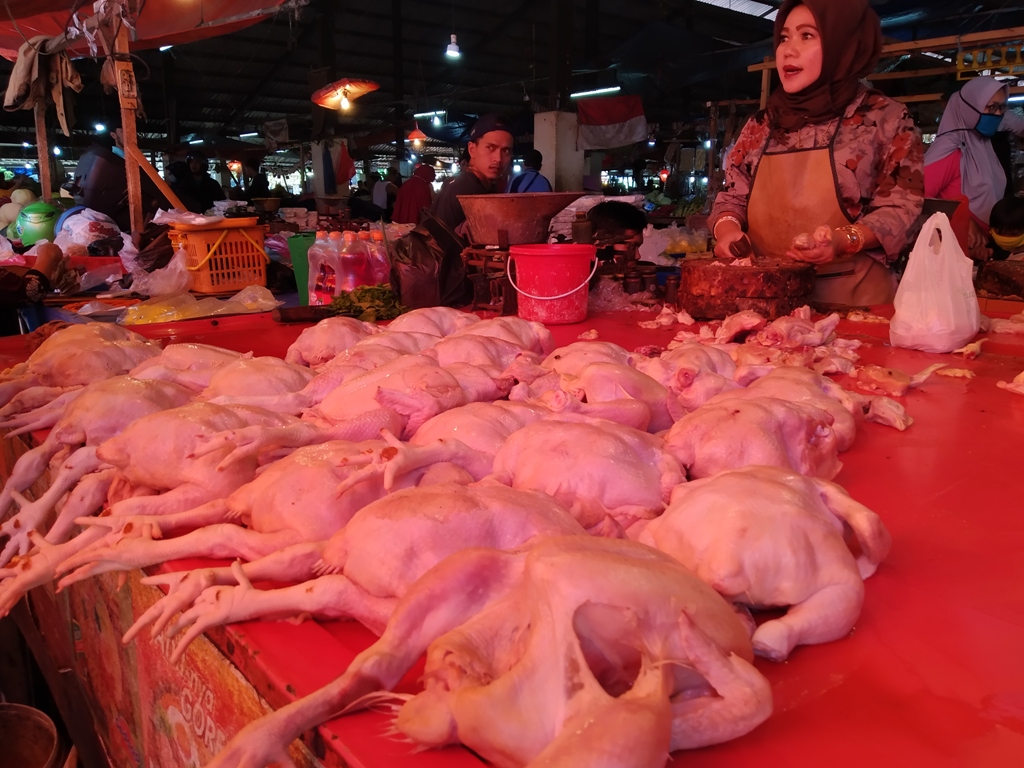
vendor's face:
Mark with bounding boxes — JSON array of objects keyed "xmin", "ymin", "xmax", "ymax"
[
  {"xmin": 468, "ymin": 131, "xmax": 514, "ymax": 182},
  {"xmin": 776, "ymin": 5, "xmax": 823, "ymax": 95},
  {"xmin": 985, "ymin": 90, "xmax": 1008, "ymax": 116}
]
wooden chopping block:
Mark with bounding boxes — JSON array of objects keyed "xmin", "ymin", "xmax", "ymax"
[
  {"xmin": 678, "ymin": 258, "xmax": 816, "ymax": 319},
  {"xmin": 976, "ymin": 261, "xmax": 1024, "ymax": 300}
]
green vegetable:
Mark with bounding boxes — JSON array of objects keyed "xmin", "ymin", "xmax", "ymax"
[{"xmin": 328, "ymin": 284, "xmax": 409, "ymax": 323}]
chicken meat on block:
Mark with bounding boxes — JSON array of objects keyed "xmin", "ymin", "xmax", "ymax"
[
  {"xmin": 635, "ymin": 465, "xmax": 891, "ymax": 660},
  {"xmin": 128, "ymin": 342, "xmax": 245, "ymax": 392},
  {"xmin": 203, "ymin": 536, "xmax": 771, "ymax": 768}
]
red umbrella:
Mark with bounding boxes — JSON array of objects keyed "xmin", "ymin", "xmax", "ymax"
[{"xmin": 0, "ymin": 0, "xmax": 292, "ymax": 60}]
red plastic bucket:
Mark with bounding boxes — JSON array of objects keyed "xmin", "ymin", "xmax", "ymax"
[{"xmin": 508, "ymin": 244, "xmax": 598, "ymax": 325}]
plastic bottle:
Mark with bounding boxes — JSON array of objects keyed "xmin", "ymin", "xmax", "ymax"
[
  {"xmin": 307, "ymin": 231, "xmax": 337, "ymax": 306},
  {"xmin": 571, "ymin": 210, "xmax": 593, "ymax": 244},
  {"xmin": 369, "ymin": 230, "xmax": 392, "ymax": 285},
  {"xmin": 336, "ymin": 231, "xmax": 373, "ymax": 292}
]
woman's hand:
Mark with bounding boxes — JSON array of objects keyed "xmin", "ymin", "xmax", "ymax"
[
  {"xmin": 967, "ymin": 219, "xmax": 992, "ymax": 261},
  {"xmin": 713, "ymin": 219, "xmax": 751, "ymax": 259},
  {"xmin": 786, "ymin": 225, "xmax": 841, "ymax": 264},
  {"xmin": 32, "ymin": 243, "xmax": 67, "ymax": 282}
]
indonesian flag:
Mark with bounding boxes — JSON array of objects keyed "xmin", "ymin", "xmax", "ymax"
[{"xmin": 576, "ymin": 95, "xmax": 648, "ymax": 150}]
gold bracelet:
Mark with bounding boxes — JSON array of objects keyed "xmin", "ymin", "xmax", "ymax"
[{"xmin": 836, "ymin": 224, "xmax": 864, "ymax": 255}]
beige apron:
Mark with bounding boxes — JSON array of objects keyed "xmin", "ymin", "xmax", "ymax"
[{"xmin": 746, "ymin": 126, "xmax": 895, "ymax": 306}]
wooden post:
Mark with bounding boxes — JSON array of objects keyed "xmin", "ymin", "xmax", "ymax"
[
  {"xmin": 34, "ymin": 103, "xmax": 52, "ymax": 203},
  {"xmin": 760, "ymin": 57, "xmax": 772, "ymax": 111},
  {"xmin": 113, "ymin": 23, "xmax": 144, "ymax": 237}
]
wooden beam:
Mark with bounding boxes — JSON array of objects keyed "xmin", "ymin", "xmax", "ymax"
[
  {"xmin": 866, "ymin": 65, "xmax": 960, "ymax": 81},
  {"xmin": 33, "ymin": 103, "xmax": 52, "ymax": 203},
  {"xmin": 749, "ymin": 26, "xmax": 1024, "ymax": 71},
  {"xmin": 126, "ymin": 144, "xmax": 186, "ymax": 210},
  {"xmin": 113, "ymin": 23, "xmax": 144, "ymax": 237},
  {"xmin": 393, "ymin": 0, "xmax": 404, "ymax": 163}
]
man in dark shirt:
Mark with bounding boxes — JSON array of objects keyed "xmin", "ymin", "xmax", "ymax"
[{"xmin": 430, "ymin": 114, "xmax": 514, "ymax": 234}]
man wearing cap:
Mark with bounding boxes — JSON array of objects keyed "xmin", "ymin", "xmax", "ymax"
[{"xmin": 430, "ymin": 113, "xmax": 514, "ymax": 233}]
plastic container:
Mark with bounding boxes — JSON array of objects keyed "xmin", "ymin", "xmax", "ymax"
[
  {"xmin": 369, "ymin": 230, "xmax": 392, "ymax": 284},
  {"xmin": 287, "ymin": 232, "xmax": 316, "ymax": 305},
  {"xmin": 508, "ymin": 244, "xmax": 598, "ymax": 325},
  {"xmin": 307, "ymin": 231, "xmax": 337, "ymax": 306},
  {"xmin": 0, "ymin": 703, "xmax": 60, "ymax": 768},
  {"xmin": 337, "ymin": 231, "xmax": 374, "ymax": 292},
  {"xmin": 168, "ymin": 219, "xmax": 268, "ymax": 294}
]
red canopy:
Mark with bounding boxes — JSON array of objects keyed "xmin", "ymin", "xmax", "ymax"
[{"xmin": 0, "ymin": 0, "xmax": 291, "ymax": 60}]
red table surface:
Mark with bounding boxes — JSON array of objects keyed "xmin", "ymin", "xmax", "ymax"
[{"xmin": 4, "ymin": 309, "xmax": 1024, "ymax": 767}]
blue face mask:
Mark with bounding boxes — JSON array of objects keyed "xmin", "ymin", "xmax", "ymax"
[{"xmin": 976, "ymin": 113, "xmax": 1002, "ymax": 137}]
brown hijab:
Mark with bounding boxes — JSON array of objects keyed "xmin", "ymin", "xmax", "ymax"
[{"xmin": 767, "ymin": 0, "xmax": 883, "ymax": 131}]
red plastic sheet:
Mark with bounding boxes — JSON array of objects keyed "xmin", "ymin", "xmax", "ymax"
[{"xmin": 5, "ymin": 309, "xmax": 1024, "ymax": 766}]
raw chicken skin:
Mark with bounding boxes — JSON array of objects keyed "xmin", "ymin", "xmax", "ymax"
[
  {"xmin": 540, "ymin": 341, "xmax": 634, "ymax": 376},
  {"xmin": 490, "ymin": 419, "xmax": 685, "ymax": 530},
  {"xmin": 450, "ymin": 316, "xmax": 555, "ymax": 355},
  {"xmin": 755, "ymin": 312, "xmax": 840, "ymax": 350},
  {"xmin": 562, "ymin": 361, "xmax": 682, "ymax": 432},
  {"xmin": 202, "ymin": 536, "xmax": 770, "ymax": 768},
  {"xmin": 129, "ymin": 343, "xmax": 244, "ymax": 391},
  {"xmin": 635, "ymin": 343, "xmax": 740, "ymax": 412},
  {"xmin": 197, "ymin": 356, "xmax": 315, "ymax": 401},
  {"xmin": 284, "ymin": 317, "xmax": 379, "ymax": 368},
  {"xmin": 385, "ymin": 306, "xmax": 481, "ymax": 336},
  {"xmin": 665, "ymin": 396, "xmax": 841, "ymax": 480},
  {"xmin": 636, "ymin": 466, "xmax": 891, "ymax": 660}
]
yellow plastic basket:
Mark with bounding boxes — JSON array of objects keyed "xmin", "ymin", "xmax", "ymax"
[{"xmin": 168, "ymin": 219, "xmax": 269, "ymax": 294}]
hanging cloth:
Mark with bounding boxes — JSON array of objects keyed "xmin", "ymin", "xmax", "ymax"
[{"xmin": 3, "ymin": 35, "xmax": 82, "ymax": 136}]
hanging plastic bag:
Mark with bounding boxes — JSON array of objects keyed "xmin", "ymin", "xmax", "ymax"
[{"xmin": 890, "ymin": 212, "xmax": 980, "ymax": 354}]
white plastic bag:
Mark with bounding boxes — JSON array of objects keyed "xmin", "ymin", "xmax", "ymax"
[
  {"xmin": 129, "ymin": 246, "xmax": 193, "ymax": 297},
  {"xmin": 890, "ymin": 213, "xmax": 980, "ymax": 353}
]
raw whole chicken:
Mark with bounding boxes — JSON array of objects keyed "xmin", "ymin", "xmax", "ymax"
[
  {"xmin": 755, "ymin": 311, "xmax": 841, "ymax": 350},
  {"xmin": 450, "ymin": 315, "xmax": 555, "ymax": 355},
  {"xmin": 635, "ymin": 466, "xmax": 891, "ymax": 661},
  {"xmin": 202, "ymin": 536, "xmax": 771, "ymax": 768},
  {"xmin": 196, "ymin": 354, "xmax": 511, "ymax": 465},
  {"xmin": 540, "ymin": 341, "xmax": 634, "ymax": 376},
  {"xmin": 128, "ymin": 483, "xmax": 586, "ymax": 660},
  {"xmin": 548, "ymin": 361, "xmax": 683, "ymax": 432},
  {"xmin": 283, "ymin": 317, "xmax": 379, "ymax": 368},
  {"xmin": 195, "ymin": 356, "xmax": 315, "ymax": 401},
  {"xmin": 634, "ymin": 343, "xmax": 740, "ymax": 412},
  {"xmin": 128, "ymin": 343, "xmax": 244, "ymax": 391},
  {"xmin": 0, "ymin": 323, "xmax": 160, "ymax": 408},
  {"xmin": 0, "ymin": 377, "xmax": 193, "ymax": 563},
  {"xmin": 998, "ymin": 370, "xmax": 1024, "ymax": 395},
  {"xmin": 54, "ymin": 438, "xmax": 429, "ymax": 588},
  {"xmin": 665, "ymin": 395, "xmax": 841, "ymax": 480},
  {"xmin": 385, "ymin": 306, "xmax": 481, "ymax": 336},
  {"xmin": 488, "ymin": 419, "xmax": 685, "ymax": 531},
  {"xmin": 707, "ymin": 367, "xmax": 859, "ymax": 451},
  {"xmin": 423, "ymin": 334, "xmax": 540, "ymax": 378}
]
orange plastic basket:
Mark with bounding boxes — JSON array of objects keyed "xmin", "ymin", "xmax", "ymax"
[{"xmin": 168, "ymin": 219, "xmax": 269, "ymax": 294}]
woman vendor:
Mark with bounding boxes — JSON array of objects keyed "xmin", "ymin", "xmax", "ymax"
[
  {"xmin": 710, "ymin": 0, "xmax": 924, "ymax": 306},
  {"xmin": 924, "ymin": 77, "xmax": 1024, "ymax": 261}
]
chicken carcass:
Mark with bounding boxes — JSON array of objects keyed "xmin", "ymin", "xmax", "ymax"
[
  {"xmin": 385, "ymin": 306, "xmax": 481, "ymax": 336},
  {"xmin": 284, "ymin": 317, "xmax": 379, "ymax": 368},
  {"xmin": 128, "ymin": 343, "xmax": 245, "ymax": 391},
  {"xmin": 635, "ymin": 343, "xmax": 740, "ymax": 412},
  {"xmin": 635, "ymin": 466, "xmax": 891, "ymax": 661},
  {"xmin": 422, "ymin": 334, "xmax": 540, "ymax": 379},
  {"xmin": 665, "ymin": 395, "xmax": 841, "ymax": 480},
  {"xmin": 755, "ymin": 310, "xmax": 841, "ymax": 350},
  {"xmin": 196, "ymin": 356, "xmax": 315, "ymax": 401},
  {"xmin": 129, "ymin": 483, "xmax": 585, "ymax": 661},
  {"xmin": 450, "ymin": 316, "xmax": 555, "ymax": 355},
  {"xmin": 540, "ymin": 341, "xmax": 634, "ymax": 376},
  {"xmin": 0, "ymin": 377, "xmax": 193, "ymax": 563},
  {"xmin": 203, "ymin": 536, "xmax": 771, "ymax": 768},
  {"xmin": 997, "ymin": 370, "xmax": 1024, "ymax": 395},
  {"xmin": 0, "ymin": 323, "xmax": 160, "ymax": 408}
]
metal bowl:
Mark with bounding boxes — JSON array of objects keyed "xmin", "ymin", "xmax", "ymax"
[{"xmin": 458, "ymin": 192, "xmax": 587, "ymax": 246}]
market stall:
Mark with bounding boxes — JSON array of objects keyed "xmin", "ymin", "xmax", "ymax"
[{"xmin": 1, "ymin": 303, "xmax": 1023, "ymax": 768}]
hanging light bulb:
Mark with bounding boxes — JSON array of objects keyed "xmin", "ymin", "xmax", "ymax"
[
  {"xmin": 446, "ymin": 34, "xmax": 461, "ymax": 59},
  {"xmin": 432, "ymin": 115, "xmax": 441, "ymax": 126},
  {"xmin": 339, "ymin": 89, "xmax": 351, "ymax": 111},
  {"xmin": 407, "ymin": 122, "xmax": 428, "ymax": 147}
]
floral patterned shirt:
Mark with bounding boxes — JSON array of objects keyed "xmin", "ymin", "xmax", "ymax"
[{"xmin": 711, "ymin": 88, "xmax": 925, "ymax": 264}]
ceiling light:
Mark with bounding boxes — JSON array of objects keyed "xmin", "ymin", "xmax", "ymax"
[
  {"xmin": 513, "ymin": 164, "xmax": 522, "ymax": 173},
  {"xmin": 407, "ymin": 122, "xmax": 428, "ymax": 147},
  {"xmin": 240, "ymin": 132, "xmax": 259, "ymax": 138},
  {"xmin": 446, "ymin": 34, "xmax": 461, "ymax": 59},
  {"xmin": 312, "ymin": 78, "xmax": 379, "ymax": 111},
  {"xmin": 414, "ymin": 111, "xmax": 445, "ymax": 118},
  {"xmin": 22, "ymin": 141, "xmax": 30, "ymax": 148},
  {"xmin": 1009, "ymin": 95, "xmax": 1024, "ymax": 103},
  {"xmin": 159, "ymin": 45, "xmax": 173, "ymax": 52},
  {"xmin": 433, "ymin": 115, "xmax": 441, "ymax": 126},
  {"xmin": 52, "ymin": 147, "xmax": 62, "ymax": 156},
  {"xmin": 450, "ymin": 162, "xmax": 458, "ymax": 172},
  {"xmin": 24, "ymin": 162, "xmax": 31, "ymax": 169},
  {"xmin": 704, "ymin": 140, "xmax": 712, "ymax": 149},
  {"xmin": 340, "ymin": 91, "xmax": 350, "ymax": 110},
  {"xmin": 94, "ymin": 123, "xmax": 106, "ymax": 133},
  {"xmin": 570, "ymin": 86, "xmax": 621, "ymax": 99},
  {"xmin": 189, "ymin": 139, "xmax": 204, "ymax": 145}
]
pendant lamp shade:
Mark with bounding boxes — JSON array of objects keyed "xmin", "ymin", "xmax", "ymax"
[
  {"xmin": 407, "ymin": 122, "xmax": 428, "ymax": 145},
  {"xmin": 312, "ymin": 78, "xmax": 380, "ymax": 110}
]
